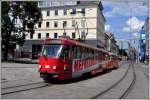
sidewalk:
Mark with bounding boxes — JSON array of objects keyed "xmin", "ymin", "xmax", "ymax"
[
  {"xmin": 13, "ymin": 58, "xmax": 38, "ymax": 64},
  {"xmin": 138, "ymin": 63, "xmax": 149, "ymax": 68}
]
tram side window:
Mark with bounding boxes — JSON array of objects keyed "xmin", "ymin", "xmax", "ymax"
[
  {"xmin": 81, "ymin": 48, "xmax": 86, "ymax": 59},
  {"xmin": 106, "ymin": 54, "xmax": 109, "ymax": 60},
  {"xmin": 86, "ymin": 49, "xmax": 88, "ymax": 58},
  {"xmin": 76, "ymin": 47, "xmax": 81, "ymax": 59},
  {"xmin": 85, "ymin": 48, "xmax": 88, "ymax": 59},
  {"xmin": 89, "ymin": 49, "xmax": 92, "ymax": 58},
  {"xmin": 90, "ymin": 50, "xmax": 93, "ymax": 58},
  {"xmin": 92, "ymin": 50, "xmax": 94, "ymax": 57},
  {"xmin": 113, "ymin": 56, "xmax": 115, "ymax": 60},
  {"xmin": 73, "ymin": 46, "xmax": 77, "ymax": 59},
  {"xmin": 69, "ymin": 46, "xmax": 73, "ymax": 58},
  {"xmin": 94, "ymin": 51, "xmax": 96, "ymax": 57},
  {"xmin": 98, "ymin": 51, "xmax": 101, "ymax": 58},
  {"xmin": 95, "ymin": 51, "xmax": 97, "ymax": 57},
  {"xmin": 110, "ymin": 55, "xmax": 112, "ymax": 60},
  {"xmin": 88, "ymin": 49, "xmax": 91, "ymax": 58},
  {"xmin": 60, "ymin": 45, "xmax": 69, "ymax": 58},
  {"xmin": 81, "ymin": 48, "xmax": 83, "ymax": 59},
  {"xmin": 112, "ymin": 56, "xmax": 114, "ymax": 60},
  {"xmin": 96, "ymin": 51, "xmax": 99, "ymax": 57}
]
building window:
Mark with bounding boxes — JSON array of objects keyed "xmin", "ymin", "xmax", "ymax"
[
  {"xmin": 46, "ymin": 22, "xmax": 49, "ymax": 27},
  {"xmin": 46, "ymin": 33, "xmax": 49, "ymax": 38},
  {"xmin": 81, "ymin": 20, "xmax": 85, "ymax": 28},
  {"xmin": 64, "ymin": 9, "xmax": 67, "ymax": 15},
  {"xmin": 72, "ymin": 32, "xmax": 75, "ymax": 38},
  {"xmin": 54, "ymin": 33, "xmax": 58, "ymax": 38},
  {"xmin": 54, "ymin": 21, "xmax": 58, "ymax": 27},
  {"xmin": 55, "ymin": 10, "xmax": 58, "ymax": 16},
  {"xmin": 63, "ymin": 21, "xmax": 67, "ymax": 28},
  {"xmin": 72, "ymin": 8, "xmax": 76, "ymax": 14},
  {"xmin": 15, "ymin": 19, "xmax": 17, "ymax": 24},
  {"xmin": 47, "ymin": 10, "xmax": 50, "ymax": 16},
  {"xmin": 81, "ymin": 8, "xmax": 85, "ymax": 15},
  {"xmin": 30, "ymin": 34, "xmax": 33, "ymax": 39},
  {"xmin": 72, "ymin": 20, "xmax": 75, "ymax": 27},
  {"xmin": 38, "ymin": 22, "xmax": 41, "ymax": 28},
  {"xmin": 81, "ymin": 31, "xmax": 85, "ymax": 39},
  {"xmin": 38, "ymin": 33, "xmax": 41, "ymax": 39}
]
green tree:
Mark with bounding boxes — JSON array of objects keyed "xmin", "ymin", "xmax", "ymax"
[{"xmin": 2, "ymin": 1, "xmax": 42, "ymax": 60}]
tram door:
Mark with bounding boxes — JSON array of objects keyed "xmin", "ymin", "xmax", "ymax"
[
  {"xmin": 60, "ymin": 46, "xmax": 73, "ymax": 79},
  {"xmin": 32, "ymin": 44, "xmax": 42, "ymax": 59}
]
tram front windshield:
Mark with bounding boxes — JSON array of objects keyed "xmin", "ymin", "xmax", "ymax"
[{"xmin": 41, "ymin": 45, "xmax": 69, "ymax": 58}]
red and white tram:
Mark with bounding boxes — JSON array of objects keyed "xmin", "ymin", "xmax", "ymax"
[
  {"xmin": 105, "ymin": 53, "xmax": 119, "ymax": 69},
  {"xmin": 38, "ymin": 38, "xmax": 118, "ymax": 80}
]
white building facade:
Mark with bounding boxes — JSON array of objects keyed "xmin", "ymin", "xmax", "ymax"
[
  {"xmin": 143, "ymin": 17, "xmax": 149, "ymax": 63},
  {"xmin": 20, "ymin": 1, "xmax": 106, "ymax": 59}
]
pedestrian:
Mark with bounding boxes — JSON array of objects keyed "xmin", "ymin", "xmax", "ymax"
[{"xmin": 129, "ymin": 51, "xmax": 136, "ymax": 65}]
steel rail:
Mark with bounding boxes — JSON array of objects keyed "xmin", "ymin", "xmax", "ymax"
[
  {"xmin": 119, "ymin": 64, "xmax": 136, "ymax": 98},
  {"xmin": 2, "ymin": 81, "xmax": 45, "ymax": 89},
  {"xmin": 1, "ymin": 82, "xmax": 53, "ymax": 95},
  {"xmin": 1, "ymin": 78, "xmax": 32, "ymax": 83},
  {"xmin": 90, "ymin": 63, "xmax": 131, "ymax": 99},
  {"xmin": 144, "ymin": 72, "xmax": 149, "ymax": 79}
]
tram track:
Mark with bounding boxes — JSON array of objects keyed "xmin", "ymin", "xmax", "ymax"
[
  {"xmin": 90, "ymin": 63, "xmax": 136, "ymax": 99},
  {"xmin": 143, "ymin": 72, "xmax": 149, "ymax": 79},
  {"xmin": 119, "ymin": 64, "xmax": 136, "ymax": 99},
  {"xmin": 1, "ymin": 78, "xmax": 32, "ymax": 83},
  {"xmin": 1, "ymin": 81, "xmax": 53, "ymax": 95},
  {"xmin": 2, "ymin": 81, "xmax": 46, "ymax": 89}
]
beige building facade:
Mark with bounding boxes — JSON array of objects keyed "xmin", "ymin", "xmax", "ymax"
[
  {"xmin": 105, "ymin": 32, "xmax": 119, "ymax": 55},
  {"xmin": 20, "ymin": 1, "xmax": 106, "ymax": 59}
]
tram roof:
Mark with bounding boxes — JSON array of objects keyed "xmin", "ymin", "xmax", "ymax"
[
  {"xmin": 43, "ymin": 38, "xmax": 109, "ymax": 53},
  {"xmin": 109, "ymin": 52, "xmax": 118, "ymax": 57}
]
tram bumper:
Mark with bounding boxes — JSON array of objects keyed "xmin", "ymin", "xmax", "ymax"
[{"xmin": 40, "ymin": 72, "xmax": 59, "ymax": 79}]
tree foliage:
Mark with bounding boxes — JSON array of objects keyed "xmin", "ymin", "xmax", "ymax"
[{"xmin": 2, "ymin": 1, "xmax": 42, "ymax": 60}]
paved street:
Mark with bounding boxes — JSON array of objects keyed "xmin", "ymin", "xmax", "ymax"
[
  {"xmin": 1, "ymin": 63, "xmax": 41, "ymax": 82},
  {"xmin": 1, "ymin": 0, "xmax": 149, "ymax": 99},
  {"xmin": 126, "ymin": 63, "xmax": 149, "ymax": 99},
  {"xmin": 1, "ymin": 61, "xmax": 149, "ymax": 99}
]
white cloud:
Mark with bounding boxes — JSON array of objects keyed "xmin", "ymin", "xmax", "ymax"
[
  {"xmin": 105, "ymin": 24, "xmax": 110, "ymax": 31},
  {"xmin": 102, "ymin": 1, "xmax": 148, "ymax": 17},
  {"xmin": 123, "ymin": 27, "xmax": 130, "ymax": 32},
  {"xmin": 133, "ymin": 32, "xmax": 138, "ymax": 37},
  {"xmin": 122, "ymin": 17, "xmax": 144, "ymax": 33}
]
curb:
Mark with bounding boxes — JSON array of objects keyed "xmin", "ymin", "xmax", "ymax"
[
  {"xmin": 14, "ymin": 59, "xmax": 38, "ymax": 64},
  {"xmin": 2, "ymin": 59, "xmax": 39, "ymax": 64}
]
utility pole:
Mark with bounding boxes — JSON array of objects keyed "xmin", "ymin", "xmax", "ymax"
[{"xmin": 121, "ymin": 41, "xmax": 123, "ymax": 58}]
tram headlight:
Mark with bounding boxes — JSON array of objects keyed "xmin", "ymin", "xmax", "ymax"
[
  {"xmin": 64, "ymin": 66, "xmax": 66, "ymax": 70},
  {"xmin": 64, "ymin": 65, "xmax": 68, "ymax": 71},
  {"xmin": 53, "ymin": 66, "xmax": 57, "ymax": 70},
  {"xmin": 45, "ymin": 65, "xmax": 50, "ymax": 68}
]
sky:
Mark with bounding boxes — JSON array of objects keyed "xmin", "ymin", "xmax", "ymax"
[{"xmin": 101, "ymin": 0, "xmax": 149, "ymax": 49}]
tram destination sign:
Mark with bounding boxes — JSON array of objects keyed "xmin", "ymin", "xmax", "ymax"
[{"xmin": 45, "ymin": 39, "xmax": 62, "ymax": 44}]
